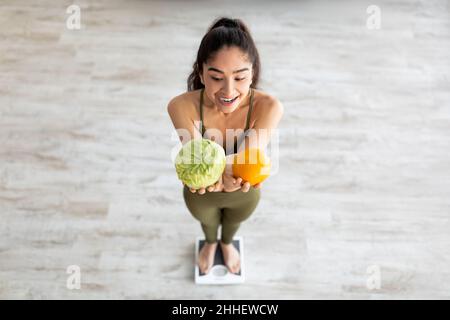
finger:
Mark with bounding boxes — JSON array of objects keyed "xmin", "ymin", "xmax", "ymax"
[
  {"xmin": 190, "ymin": 188, "xmax": 196, "ymax": 193},
  {"xmin": 207, "ymin": 185, "xmax": 214, "ymax": 192},
  {"xmin": 198, "ymin": 188, "xmax": 206, "ymax": 195},
  {"xmin": 235, "ymin": 177, "xmax": 242, "ymax": 185},
  {"xmin": 242, "ymin": 182, "xmax": 251, "ymax": 193}
]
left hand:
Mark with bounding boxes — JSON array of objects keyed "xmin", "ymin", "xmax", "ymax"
[
  {"xmin": 223, "ymin": 173, "xmax": 252, "ymax": 193},
  {"xmin": 222, "ymin": 154, "xmax": 263, "ymax": 192}
]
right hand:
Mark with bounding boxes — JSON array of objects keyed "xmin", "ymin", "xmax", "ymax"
[{"xmin": 183, "ymin": 175, "xmax": 224, "ymax": 194}]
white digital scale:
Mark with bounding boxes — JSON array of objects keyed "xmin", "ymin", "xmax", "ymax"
[{"xmin": 194, "ymin": 236, "xmax": 245, "ymax": 285}]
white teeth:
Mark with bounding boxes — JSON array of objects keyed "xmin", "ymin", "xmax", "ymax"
[{"xmin": 220, "ymin": 96, "xmax": 237, "ymax": 103}]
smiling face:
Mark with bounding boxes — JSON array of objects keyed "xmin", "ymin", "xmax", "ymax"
[{"xmin": 200, "ymin": 46, "xmax": 253, "ymax": 114}]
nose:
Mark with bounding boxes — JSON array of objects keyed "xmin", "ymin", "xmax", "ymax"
[{"xmin": 222, "ymin": 79, "xmax": 235, "ymax": 97}]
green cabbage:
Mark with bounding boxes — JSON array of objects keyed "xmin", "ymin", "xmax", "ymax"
[{"xmin": 175, "ymin": 138, "xmax": 226, "ymax": 189}]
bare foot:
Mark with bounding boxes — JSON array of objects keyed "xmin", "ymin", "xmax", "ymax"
[
  {"xmin": 198, "ymin": 241, "xmax": 218, "ymax": 274},
  {"xmin": 220, "ymin": 241, "xmax": 241, "ymax": 274}
]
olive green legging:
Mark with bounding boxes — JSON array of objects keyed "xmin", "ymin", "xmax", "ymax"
[{"xmin": 183, "ymin": 186, "xmax": 261, "ymax": 244}]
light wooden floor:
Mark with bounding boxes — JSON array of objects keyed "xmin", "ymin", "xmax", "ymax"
[{"xmin": 1, "ymin": 0, "xmax": 449, "ymax": 299}]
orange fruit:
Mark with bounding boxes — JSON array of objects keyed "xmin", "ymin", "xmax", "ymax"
[{"xmin": 232, "ymin": 148, "xmax": 271, "ymax": 186}]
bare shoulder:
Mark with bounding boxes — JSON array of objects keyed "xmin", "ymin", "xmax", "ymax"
[
  {"xmin": 241, "ymin": 89, "xmax": 284, "ymax": 149},
  {"xmin": 167, "ymin": 90, "xmax": 200, "ymax": 117},
  {"xmin": 252, "ymin": 89, "xmax": 284, "ymax": 125},
  {"xmin": 167, "ymin": 90, "xmax": 203, "ymax": 139}
]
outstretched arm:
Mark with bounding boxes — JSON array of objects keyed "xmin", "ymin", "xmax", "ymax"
[
  {"xmin": 225, "ymin": 96, "xmax": 284, "ymax": 192},
  {"xmin": 168, "ymin": 95, "xmax": 222, "ymax": 194}
]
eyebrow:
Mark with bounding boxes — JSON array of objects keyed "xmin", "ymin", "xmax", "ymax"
[{"xmin": 207, "ymin": 67, "xmax": 249, "ymax": 74}]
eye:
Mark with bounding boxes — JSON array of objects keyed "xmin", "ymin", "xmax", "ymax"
[{"xmin": 210, "ymin": 76, "xmax": 246, "ymax": 82}]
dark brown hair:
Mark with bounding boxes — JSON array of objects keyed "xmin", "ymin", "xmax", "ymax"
[{"xmin": 187, "ymin": 17, "xmax": 261, "ymax": 91}]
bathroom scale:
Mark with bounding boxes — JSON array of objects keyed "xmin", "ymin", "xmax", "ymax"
[{"xmin": 194, "ymin": 236, "xmax": 245, "ymax": 285}]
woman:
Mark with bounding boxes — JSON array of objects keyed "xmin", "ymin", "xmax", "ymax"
[{"xmin": 168, "ymin": 17, "xmax": 283, "ymax": 275}]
